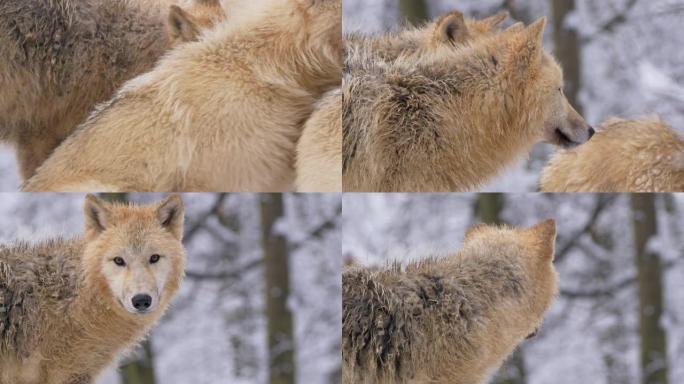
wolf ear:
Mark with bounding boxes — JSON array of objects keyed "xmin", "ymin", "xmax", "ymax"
[
  {"xmin": 84, "ymin": 194, "xmax": 111, "ymax": 239},
  {"xmin": 527, "ymin": 219, "xmax": 556, "ymax": 260},
  {"xmin": 464, "ymin": 223, "xmax": 488, "ymax": 240},
  {"xmin": 506, "ymin": 17, "xmax": 546, "ymax": 80},
  {"xmin": 480, "ymin": 11, "xmax": 509, "ymax": 30},
  {"xmin": 167, "ymin": 5, "xmax": 201, "ymax": 43},
  {"xmin": 157, "ymin": 194, "xmax": 185, "ymax": 240},
  {"xmin": 504, "ymin": 21, "xmax": 525, "ymax": 34},
  {"xmin": 433, "ymin": 11, "xmax": 470, "ymax": 45}
]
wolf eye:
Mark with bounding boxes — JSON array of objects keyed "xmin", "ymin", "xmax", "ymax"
[
  {"xmin": 149, "ymin": 254, "xmax": 161, "ymax": 264},
  {"xmin": 113, "ymin": 257, "xmax": 126, "ymax": 267}
]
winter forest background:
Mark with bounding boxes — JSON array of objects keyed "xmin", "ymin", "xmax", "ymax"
[
  {"xmin": 343, "ymin": 0, "xmax": 684, "ymax": 192},
  {"xmin": 343, "ymin": 193, "xmax": 684, "ymax": 384},
  {"xmin": 0, "ymin": 193, "xmax": 342, "ymax": 384}
]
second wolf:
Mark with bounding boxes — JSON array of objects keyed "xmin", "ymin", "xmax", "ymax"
[
  {"xmin": 343, "ymin": 220, "xmax": 558, "ymax": 384},
  {"xmin": 0, "ymin": 195, "xmax": 185, "ymax": 384}
]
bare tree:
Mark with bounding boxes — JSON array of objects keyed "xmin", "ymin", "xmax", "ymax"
[
  {"xmin": 398, "ymin": 0, "xmax": 429, "ymax": 26},
  {"xmin": 631, "ymin": 194, "xmax": 668, "ymax": 384},
  {"xmin": 551, "ymin": 0, "xmax": 583, "ymax": 114},
  {"xmin": 261, "ymin": 194, "xmax": 296, "ymax": 384}
]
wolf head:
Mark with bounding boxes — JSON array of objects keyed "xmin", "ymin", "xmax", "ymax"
[
  {"xmin": 501, "ymin": 18, "xmax": 594, "ymax": 148},
  {"xmin": 166, "ymin": 0, "xmax": 226, "ymax": 46},
  {"xmin": 458, "ymin": 219, "xmax": 558, "ymax": 376},
  {"xmin": 81, "ymin": 194, "xmax": 185, "ymax": 316}
]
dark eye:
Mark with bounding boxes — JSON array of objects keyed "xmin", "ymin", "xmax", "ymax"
[
  {"xmin": 149, "ymin": 254, "xmax": 161, "ymax": 264},
  {"xmin": 558, "ymin": 87, "xmax": 563, "ymax": 93},
  {"xmin": 113, "ymin": 257, "xmax": 126, "ymax": 267}
]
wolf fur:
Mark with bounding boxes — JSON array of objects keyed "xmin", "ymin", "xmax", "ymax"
[
  {"xmin": 0, "ymin": 0, "xmax": 225, "ymax": 181},
  {"xmin": 23, "ymin": 0, "xmax": 342, "ymax": 192},
  {"xmin": 0, "ymin": 194, "xmax": 185, "ymax": 384},
  {"xmin": 541, "ymin": 117, "xmax": 684, "ymax": 192},
  {"xmin": 342, "ymin": 220, "xmax": 558, "ymax": 384},
  {"xmin": 295, "ymin": 10, "xmax": 512, "ymax": 192},
  {"xmin": 342, "ymin": 17, "xmax": 594, "ymax": 192}
]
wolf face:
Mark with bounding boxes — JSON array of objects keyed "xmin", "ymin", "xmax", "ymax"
[
  {"xmin": 82, "ymin": 195, "xmax": 185, "ymax": 316},
  {"xmin": 503, "ymin": 18, "xmax": 594, "ymax": 148}
]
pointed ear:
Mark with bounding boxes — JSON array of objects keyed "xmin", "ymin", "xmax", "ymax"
[
  {"xmin": 480, "ymin": 11, "xmax": 509, "ymax": 30},
  {"xmin": 527, "ymin": 219, "xmax": 556, "ymax": 260},
  {"xmin": 504, "ymin": 21, "xmax": 525, "ymax": 34},
  {"xmin": 167, "ymin": 5, "xmax": 201, "ymax": 43},
  {"xmin": 464, "ymin": 223, "xmax": 488, "ymax": 240},
  {"xmin": 432, "ymin": 11, "xmax": 470, "ymax": 46},
  {"xmin": 84, "ymin": 194, "xmax": 111, "ymax": 240},
  {"xmin": 506, "ymin": 17, "xmax": 546, "ymax": 80},
  {"xmin": 157, "ymin": 194, "xmax": 184, "ymax": 240}
]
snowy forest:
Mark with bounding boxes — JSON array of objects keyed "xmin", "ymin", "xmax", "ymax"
[
  {"xmin": 343, "ymin": 0, "xmax": 684, "ymax": 192},
  {"xmin": 342, "ymin": 193, "xmax": 684, "ymax": 384},
  {"xmin": 0, "ymin": 193, "xmax": 342, "ymax": 384}
]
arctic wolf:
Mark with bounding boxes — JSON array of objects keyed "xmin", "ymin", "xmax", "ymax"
[
  {"xmin": 342, "ymin": 220, "xmax": 558, "ymax": 384},
  {"xmin": 0, "ymin": 194, "xmax": 185, "ymax": 384},
  {"xmin": 541, "ymin": 117, "xmax": 684, "ymax": 192},
  {"xmin": 0, "ymin": 0, "xmax": 225, "ymax": 181},
  {"xmin": 23, "ymin": 0, "xmax": 342, "ymax": 192},
  {"xmin": 295, "ymin": 10, "xmax": 513, "ymax": 192},
  {"xmin": 342, "ymin": 17, "xmax": 595, "ymax": 192}
]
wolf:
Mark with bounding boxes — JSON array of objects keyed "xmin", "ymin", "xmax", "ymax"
[
  {"xmin": 342, "ymin": 17, "xmax": 595, "ymax": 192},
  {"xmin": 0, "ymin": 0, "xmax": 225, "ymax": 181},
  {"xmin": 541, "ymin": 117, "xmax": 684, "ymax": 192},
  {"xmin": 342, "ymin": 220, "xmax": 558, "ymax": 384},
  {"xmin": 0, "ymin": 194, "xmax": 185, "ymax": 384},
  {"xmin": 295, "ymin": 10, "xmax": 515, "ymax": 192},
  {"xmin": 23, "ymin": 0, "xmax": 342, "ymax": 192}
]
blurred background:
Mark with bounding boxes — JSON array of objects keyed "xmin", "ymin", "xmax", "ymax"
[
  {"xmin": 0, "ymin": 193, "xmax": 341, "ymax": 384},
  {"xmin": 343, "ymin": 0, "xmax": 684, "ymax": 192},
  {"xmin": 343, "ymin": 193, "xmax": 684, "ymax": 384}
]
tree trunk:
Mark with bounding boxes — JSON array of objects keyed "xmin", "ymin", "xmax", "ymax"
[
  {"xmin": 475, "ymin": 194, "xmax": 527, "ymax": 384},
  {"xmin": 551, "ymin": 0, "xmax": 583, "ymax": 114},
  {"xmin": 631, "ymin": 194, "xmax": 668, "ymax": 384},
  {"xmin": 261, "ymin": 194, "xmax": 296, "ymax": 384},
  {"xmin": 398, "ymin": 0, "xmax": 429, "ymax": 26},
  {"xmin": 119, "ymin": 340, "xmax": 157, "ymax": 384}
]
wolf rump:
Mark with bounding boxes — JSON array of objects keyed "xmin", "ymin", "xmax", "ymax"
[
  {"xmin": 0, "ymin": 0, "xmax": 225, "ymax": 180},
  {"xmin": 0, "ymin": 195, "xmax": 185, "ymax": 384},
  {"xmin": 296, "ymin": 10, "xmax": 514, "ymax": 191},
  {"xmin": 341, "ymin": 17, "xmax": 594, "ymax": 192},
  {"xmin": 342, "ymin": 220, "xmax": 559, "ymax": 384},
  {"xmin": 23, "ymin": 0, "xmax": 342, "ymax": 192}
]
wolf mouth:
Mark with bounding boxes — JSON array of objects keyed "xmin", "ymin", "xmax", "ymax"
[{"xmin": 555, "ymin": 128, "xmax": 580, "ymax": 149}]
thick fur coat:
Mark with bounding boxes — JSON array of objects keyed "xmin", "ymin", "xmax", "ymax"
[
  {"xmin": 0, "ymin": 195, "xmax": 185, "ymax": 384},
  {"xmin": 342, "ymin": 18, "xmax": 593, "ymax": 192},
  {"xmin": 342, "ymin": 220, "xmax": 559, "ymax": 384},
  {"xmin": 0, "ymin": 0, "xmax": 224, "ymax": 181},
  {"xmin": 541, "ymin": 117, "xmax": 684, "ymax": 192},
  {"xmin": 23, "ymin": 0, "xmax": 342, "ymax": 192}
]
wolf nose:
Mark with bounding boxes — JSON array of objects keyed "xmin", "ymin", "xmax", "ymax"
[
  {"xmin": 132, "ymin": 294, "xmax": 152, "ymax": 311},
  {"xmin": 588, "ymin": 127, "xmax": 596, "ymax": 139}
]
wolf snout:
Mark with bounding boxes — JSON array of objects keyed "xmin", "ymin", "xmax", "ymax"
[
  {"xmin": 132, "ymin": 293, "xmax": 153, "ymax": 313},
  {"xmin": 588, "ymin": 126, "xmax": 596, "ymax": 139}
]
